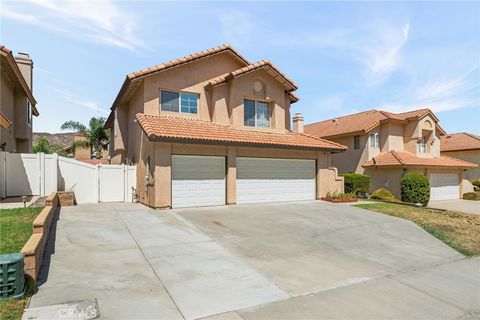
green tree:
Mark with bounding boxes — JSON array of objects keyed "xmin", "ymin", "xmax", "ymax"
[
  {"xmin": 61, "ymin": 117, "xmax": 109, "ymax": 159},
  {"xmin": 32, "ymin": 136, "xmax": 68, "ymax": 156}
]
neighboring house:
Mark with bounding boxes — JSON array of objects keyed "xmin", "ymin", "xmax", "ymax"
[
  {"xmin": 32, "ymin": 132, "xmax": 109, "ymax": 163},
  {"xmin": 441, "ymin": 133, "xmax": 480, "ymax": 186},
  {"xmin": 0, "ymin": 45, "xmax": 39, "ymax": 152},
  {"xmin": 105, "ymin": 45, "xmax": 347, "ymax": 209},
  {"xmin": 305, "ymin": 109, "xmax": 477, "ymax": 201}
]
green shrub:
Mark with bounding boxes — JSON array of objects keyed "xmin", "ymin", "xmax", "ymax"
[
  {"xmin": 463, "ymin": 192, "xmax": 480, "ymax": 201},
  {"xmin": 400, "ymin": 172, "xmax": 430, "ymax": 205},
  {"xmin": 370, "ymin": 188, "xmax": 396, "ymax": 201},
  {"xmin": 340, "ymin": 173, "xmax": 371, "ymax": 194},
  {"xmin": 472, "ymin": 180, "xmax": 480, "ymax": 191}
]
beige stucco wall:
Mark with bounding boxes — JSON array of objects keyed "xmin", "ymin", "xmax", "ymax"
[
  {"xmin": 143, "ymin": 52, "xmax": 245, "ymax": 121},
  {"xmin": 441, "ymin": 150, "xmax": 480, "ymax": 181},
  {"xmin": 0, "ymin": 73, "xmax": 32, "ymax": 153},
  {"xmin": 329, "ymin": 134, "xmax": 368, "ymax": 174}
]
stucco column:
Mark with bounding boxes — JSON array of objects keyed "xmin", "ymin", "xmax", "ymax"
[
  {"xmin": 154, "ymin": 142, "xmax": 172, "ymax": 208},
  {"xmin": 226, "ymin": 146, "xmax": 237, "ymax": 205},
  {"xmin": 316, "ymin": 152, "xmax": 329, "ymax": 199}
]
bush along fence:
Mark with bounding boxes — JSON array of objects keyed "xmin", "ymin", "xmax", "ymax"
[
  {"xmin": 21, "ymin": 191, "xmax": 74, "ymax": 280},
  {"xmin": 340, "ymin": 173, "xmax": 371, "ymax": 195}
]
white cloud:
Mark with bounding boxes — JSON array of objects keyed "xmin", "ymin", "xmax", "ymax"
[
  {"xmin": 1, "ymin": 0, "xmax": 144, "ymax": 52},
  {"xmin": 53, "ymin": 88, "xmax": 109, "ymax": 114},
  {"xmin": 382, "ymin": 67, "xmax": 479, "ymax": 113},
  {"xmin": 364, "ymin": 24, "xmax": 410, "ymax": 82}
]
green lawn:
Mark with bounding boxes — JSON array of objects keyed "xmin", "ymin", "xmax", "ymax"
[
  {"xmin": 355, "ymin": 202, "xmax": 480, "ymax": 257},
  {"xmin": 0, "ymin": 207, "xmax": 43, "ymax": 255},
  {"xmin": 0, "ymin": 207, "xmax": 43, "ymax": 320}
]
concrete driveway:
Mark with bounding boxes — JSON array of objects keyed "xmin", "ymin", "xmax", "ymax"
[
  {"xmin": 428, "ymin": 199, "xmax": 480, "ymax": 215},
  {"xmin": 27, "ymin": 201, "xmax": 479, "ymax": 320}
]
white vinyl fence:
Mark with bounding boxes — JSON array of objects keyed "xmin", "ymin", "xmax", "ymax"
[{"xmin": 0, "ymin": 151, "xmax": 136, "ymax": 204}]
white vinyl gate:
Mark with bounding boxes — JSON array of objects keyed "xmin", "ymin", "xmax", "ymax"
[
  {"xmin": 236, "ymin": 157, "xmax": 316, "ymax": 204},
  {"xmin": 0, "ymin": 151, "xmax": 136, "ymax": 203}
]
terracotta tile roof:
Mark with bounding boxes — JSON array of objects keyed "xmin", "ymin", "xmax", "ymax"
[
  {"xmin": 136, "ymin": 113, "xmax": 347, "ymax": 151},
  {"xmin": 207, "ymin": 60, "xmax": 298, "ymax": 92},
  {"xmin": 305, "ymin": 108, "xmax": 444, "ymax": 138},
  {"xmin": 0, "ymin": 44, "xmax": 38, "ymax": 116},
  {"xmin": 363, "ymin": 150, "xmax": 477, "ymax": 168},
  {"xmin": 441, "ymin": 133, "xmax": 480, "ymax": 152},
  {"xmin": 127, "ymin": 44, "xmax": 250, "ymax": 81}
]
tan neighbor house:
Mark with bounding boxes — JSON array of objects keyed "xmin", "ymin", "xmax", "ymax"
[
  {"xmin": 441, "ymin": 133, "xmax": 480, "ymax": 188},
  {"xmin": 105, "ymin": 45, "xmax": 347, "ymax": 209},
  {"xmin": 305, "ymin": 109, "xmax": 477, "ymax": 201},
  {"xmin": 0, "ymin": 45, "xmax": 39, "ymax": 152}
]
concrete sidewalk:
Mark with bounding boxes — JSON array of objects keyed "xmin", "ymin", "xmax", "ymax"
[
  {"xmin": 428, "ymin": 199, "xmax": 480, "ymax": 215},
  {"xmin": 27, "ymin": 202, "xmax": 479, "ymax": 320}
]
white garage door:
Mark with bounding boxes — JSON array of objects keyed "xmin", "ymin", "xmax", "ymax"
[
  {"xmin": 172, "ymin": 155, "xmax": 226, "ymax": 208},
  {"xmin": 430, "ymin": 173, "xmax": 460, "ymax": 201},
  {"xmin": 237, "ymin": 157, "xmax": 315, "ymax": 204}
]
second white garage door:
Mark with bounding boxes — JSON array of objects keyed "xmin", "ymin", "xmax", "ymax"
[
  {"xmin": 172, "ymin": 155, "xmax": 226, "ymax": 208},
  {"xmin": 237, "ymin": 157, "xmax": 315, "ymax": 204},
  {"xmin": 430, "ymin": 173, "xmax": 460, "ymax": 201}
]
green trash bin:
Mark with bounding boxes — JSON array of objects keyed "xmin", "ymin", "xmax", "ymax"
[{"xmin": 0, "ymin": 253, "xmax": 25, "ymax": 300}]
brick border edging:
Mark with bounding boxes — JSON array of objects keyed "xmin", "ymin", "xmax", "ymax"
[{"xmin": 20, "ymin": 191, "xmax": 75, "ymax": 280}]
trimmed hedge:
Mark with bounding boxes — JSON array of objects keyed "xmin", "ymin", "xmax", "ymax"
[
  {"xmin": 340, "ymin": 173, "xmax": 371, "ymax": 194},
  {"xmin": 370, "ymin": 188, "xmax": 396, "ymax": 201},
  {"xmin": 400, "ymin": 172, "xmax": 430, "ymax": 205},
  {"xmin": 463, "ymin": 192, "xmax": 480, "ymax": 201}
]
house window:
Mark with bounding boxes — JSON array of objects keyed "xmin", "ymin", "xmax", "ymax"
[
  {"xmin": 160, "ymin": 90, "xmax": 198, "ymax": 114},
  {"xmin": 244, "ymin": 99, "xmax": 270, "ymax": 128},
  {"xmin": 27, "ymin": 101, "xmax": 32, "ymax": 125},
  {"xmin": 354, "ymin": 135, "xmax": 360, "ymax": 149},
  {"xmin": 370, "ymin": 133, "xmax": 380, "ymax": 148},
  {"xmin": 419, "ymin": 136, "xmax": 427, "ymax": 153}
]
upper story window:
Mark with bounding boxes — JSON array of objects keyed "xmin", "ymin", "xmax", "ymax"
[
  {"xmin": 27, "ymin": 101, "xmax": 32, "ymax": 125},
  {"xmin": 370, "ymin": 133, "xmax": 380, "ymax": 148},
  {"xmin": 419, "ymin": 136, "xmax": 427, "ymax": 153},
  {"xmin": 244, "ymin": 99, "xmax": 270, "ymax": 128},
  {"xmin": 353, "ymin": 135, "xmax": 360, "ymax": 149},
  {"xmin": 160, "ymin": 90, "xmax": 198, "ymax": 114}
]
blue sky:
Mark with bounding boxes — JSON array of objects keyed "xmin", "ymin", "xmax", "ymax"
[{"xmin": 1, "ymin": 1, "xmax": 479, "ymax": 134}]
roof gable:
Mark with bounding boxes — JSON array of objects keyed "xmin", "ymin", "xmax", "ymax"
[
  {"xmin": 110, "ymin": 45, "xmax": 251, "ymax": 111},
  {"xmin": 305, "ymin": 108, "xmax": 445, "ymax": 138}
]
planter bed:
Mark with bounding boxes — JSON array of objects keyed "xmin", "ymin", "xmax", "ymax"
[{"xmin": 321, "ymin": 198, "xmax": 358, "ymax": 203}]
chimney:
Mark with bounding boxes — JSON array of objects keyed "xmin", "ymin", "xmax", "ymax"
[
  {"xmin": 293, "ymin": 113, "xmax": 304, "ymax": 133},
  {"xmin": 15, "ymin": 52, "xmax": 33, "ymax": 90}
]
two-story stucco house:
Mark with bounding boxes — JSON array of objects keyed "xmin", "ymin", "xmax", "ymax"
[
  {"xmin": 305, "ymin": 109, "xmax": 477, "ymax": 201},
  {"xmin": 105, "ymin": 45, "xmax": 347, "ymax": 209},
  {"xmin": 0, "ymin": 45, "xmax": 38, "ymax": 152},
  {"xmin": 441, "ymin": 133, "xmax": 480, "ymax": 188}
]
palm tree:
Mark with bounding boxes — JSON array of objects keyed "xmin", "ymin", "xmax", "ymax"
[{"xmin": 61, "ymin": 117, "xmax": 109, "ymax": 159}]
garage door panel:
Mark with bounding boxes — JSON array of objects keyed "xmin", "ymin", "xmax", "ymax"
[
  {"xmin": 172, "ymin": 156, "xmax": 226, "ymax": 208},
  {"xmin": 237, "ymin": 158, "xmax": 315, "ymax": 204},
  {"xmin": 430, "ymin": 173, "xmax": 459, "ymax": 201}
]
